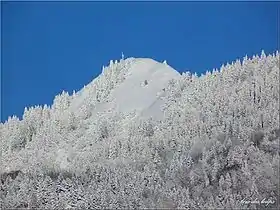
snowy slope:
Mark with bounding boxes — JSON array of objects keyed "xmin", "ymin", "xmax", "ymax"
[
  {"xmin": 71, "ymin": 58, "xmax": 180, "ymax": 121},
  {"xmin": 65, "ymin": 58, "xmax": 181, "ymax": 172},
  {"xmin": 68, "ymin": 57, "xmax": 136, "ymax": 114},
  {"xmin": 104, "ymin": 58, "xmax": 180, "ymax": 117}
]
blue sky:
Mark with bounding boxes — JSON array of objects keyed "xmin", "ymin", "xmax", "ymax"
[{"xmin": 1, "ymin": 1, "xmax": 279, "ymax": 122}]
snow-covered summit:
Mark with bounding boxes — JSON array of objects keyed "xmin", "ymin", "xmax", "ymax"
[
  {"xmin": 1, "ymin": 57, "xmax": 182, "ymax": 174},
  {"xmin": 103, "ymin": 58, "xmax": 180, "ymax": 113},
  {"xmin": 69, "ymin": 57, "xmax": 181, "ymax": 121}
]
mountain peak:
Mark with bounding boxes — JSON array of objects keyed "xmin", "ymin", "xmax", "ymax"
[{"xmin": 69, "ymin": 57, "xmax": 180, "ymax": 122}]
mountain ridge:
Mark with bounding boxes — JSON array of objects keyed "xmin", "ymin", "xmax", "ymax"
[{"xmin": 0, "ymin": 51, "xmax": 279, "ymax": 209}]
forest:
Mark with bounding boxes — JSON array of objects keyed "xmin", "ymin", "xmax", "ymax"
[{"xmin": 0, "ymin": 51, "xmax": 279, "ymax": 209}]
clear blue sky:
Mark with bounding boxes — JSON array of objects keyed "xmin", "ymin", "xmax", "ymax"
[{"xmin": 1, "ymin": 1, "xmax": 279, "ymax": 122}]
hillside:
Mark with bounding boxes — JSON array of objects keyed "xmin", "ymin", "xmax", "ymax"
[{"xmin": 0, "ymin": 51, "xmax": 279, "ymax": 209}]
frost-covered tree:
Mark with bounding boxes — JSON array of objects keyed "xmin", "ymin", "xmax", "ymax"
[{"xmin": 1, "ymin": 52, "xmax": 279, "ymax": 209}]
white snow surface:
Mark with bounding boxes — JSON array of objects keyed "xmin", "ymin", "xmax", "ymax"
[
  {"xmin": 71, "ymin": 58, "xmax": 180, "ymax": 121},
  {"xmin": 108, "ymin": 58, "xmax": 180, "ymax": 115}
]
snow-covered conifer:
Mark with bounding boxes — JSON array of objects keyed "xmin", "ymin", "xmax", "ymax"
[{"xmin": 1, "ymin": 51, "xmax": 279, "ymax": 209}]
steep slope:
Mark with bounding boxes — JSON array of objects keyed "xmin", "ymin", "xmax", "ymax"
[
  {"xmin": 106, "ymin": 58, "xmax": 180, "ymax": 115},
  {"xmin": 70, "ymin": 58, "xmax": 180, "ymax": 121}
]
